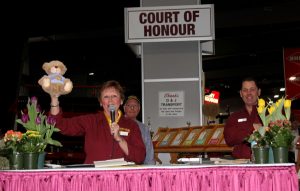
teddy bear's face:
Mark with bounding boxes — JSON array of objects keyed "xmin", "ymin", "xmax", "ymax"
[
  {"xmin": 42, "ymin": 60, "xmax": 67, "ymax": 75},
  {"xmin": 50, "ymin": 66, "xmax": 62, "ymax": 74}
]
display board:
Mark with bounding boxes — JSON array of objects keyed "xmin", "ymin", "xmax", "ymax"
[{"xmin": 153, "ymin": 124, "xmax": 233, "ymax": 164}]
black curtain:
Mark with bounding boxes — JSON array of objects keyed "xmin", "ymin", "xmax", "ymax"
[{"xmin": 0, "ymin": 31, "xmax": 26, "ymax": 135}]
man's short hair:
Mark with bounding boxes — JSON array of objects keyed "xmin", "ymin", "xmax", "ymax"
[{"xmin": 125, "ymin": 95, "xmax": 140, "ymax": 104}]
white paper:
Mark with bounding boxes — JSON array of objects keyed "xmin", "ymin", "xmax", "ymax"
[{"xmin": 93, "ymin": 158, "xmax": 135, "ymax": 168}]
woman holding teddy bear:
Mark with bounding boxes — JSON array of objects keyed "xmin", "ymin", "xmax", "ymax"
[{"xmin": 49, "ymin": 80, "xmax": 146, "ymax": 164}]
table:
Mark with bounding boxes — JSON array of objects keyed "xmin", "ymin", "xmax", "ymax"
[{"xmin": 0, "ymin": 164, "xmax": 298, "ymax": 191}]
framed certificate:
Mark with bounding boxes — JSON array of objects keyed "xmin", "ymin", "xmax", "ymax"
[
  {"xmin": 182, "ymin": 127, "xmax": 202, "ymax": 146},
  {"xmin": 169, "ymin": 129, "xmax": 189, "ymax": 146},
  {"xmin": 158, "ymin": 129, "xmax": 178, "ymax": 147},
  {"xmin": 207, "ymin": 126, "xmax": 224, "ymax": 145},
  {"xmin": 152, "ymin": 128, "xmax": 169, "ymax": 147},
  {"xmin": 220, "ymin": 137, "xmax": 226, "ymax": 145},
  {"xmin": 193, "ymin": 127, "xmax": 213, "ymax": 145}
]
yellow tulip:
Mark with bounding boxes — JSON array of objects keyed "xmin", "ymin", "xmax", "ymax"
[
  {"xmin": 268, "ymin": 106, "xmax": 275, "ymax": 114},
  {"xmin": 276, "ymin": 99, "xmax": 282, "ymax": 107},
  {"xmin": 258, "ymin": 98, "xmax": 265, "ymax": 107},
  {"xmin": 284, "ymin": 99, "xmax": 291, "ymax": 108},
  {"xmin": 257, "ymin": 106, "xmax": 264, "ymax": 114}
]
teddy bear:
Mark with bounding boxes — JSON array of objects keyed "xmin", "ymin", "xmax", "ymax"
[{"xmin": 38, "ymin": 60, "xmax": 73, "ymax": 97}]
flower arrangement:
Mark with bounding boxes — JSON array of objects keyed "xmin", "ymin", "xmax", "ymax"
[
  {"xmin": 3, "ymin": 130, "xmax": 23, "ymax": 152},
  {"xmin": 247, "ymin": 126, "xmax": 271, "ymax": 147},
  {"xmin": 21, "ymin": 130, "xmax": 46, "ymax": 153},
  {"xmin": 3, "ymin": 130, "xmax": 48, "ymax": 153},
  {"xmin": 14, "ymin": 96, "xmax": 62, "ymax": 152},
  {"xmin": 247, "ymin": 97, "xmax": 295, "ymax": 148}
]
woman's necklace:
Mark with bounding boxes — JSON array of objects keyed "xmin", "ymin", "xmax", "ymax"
[{"xmin": 104, "ymin": 110, "xmax": 122, "ymax": 126}]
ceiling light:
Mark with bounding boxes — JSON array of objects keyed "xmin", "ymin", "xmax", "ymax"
[
  {"xmin": 88, "ymin": 72, "xmax": 94, "ymax": 76},
  {"xmin": 289, "ymin": 76, "xmax": 296, "ymax": 81},
  {"xmin": 274, "ymin": 95, "xmax": 279, "ymax": 98},
  {"xmin": 280, "ymin": 88, "xmax": 285, "ymax": 92}
]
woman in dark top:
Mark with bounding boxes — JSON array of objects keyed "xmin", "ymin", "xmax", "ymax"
[{"xmin": 49, "ymin": 80, "xmax": 146, "ymax": 164}]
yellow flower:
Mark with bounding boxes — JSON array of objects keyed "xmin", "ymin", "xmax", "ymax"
[
  {"xmin": 268, "ymin": 105, "xmax": 275, "ymax": 115},
  {"xmin": 256, "ymin": 98, "xmax": 269, "ymax": 127},
  {"xmin": 284, "ymin": 99, "xmax": 291, "ymax": 108},
  {"xmin": 257, "ymin": 106, "xmax": 264, "ymax": 114},
  {"xmin": 258, "ymin": 98, "xmax": 265, "ymax": 107},
  {"xmin": 284, "ymin": 99, "xmax": 292, "ymax": 120},
  {"xmin": 276, "ymin": 99, "xmax": 282, "ymax": 107}
]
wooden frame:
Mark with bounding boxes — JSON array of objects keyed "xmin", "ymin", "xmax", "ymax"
[
  {"xmin": 181, "ymin": 127, "xmax": 202, "ymax": 146},
  {"xmin": 192, "ymin": 125, "xmax": 214, "ymax": 146},
  {"xmin": 207, "ymin": 126, "xmax": 224, "ymax": 145},
  {"xmin": 157, "ymin": 128, "xmax": 179, "ymax": 147},
  {"xmin": 219, "ymin": 137, "xmax": 226, "ymax": 145},
  {"xmin": 169, "ymin": 128, "xmax": 190, "ymax": 146},
  {"xmin": 152, "ymin": 127, "xmax": 169, "ymax": 147}
]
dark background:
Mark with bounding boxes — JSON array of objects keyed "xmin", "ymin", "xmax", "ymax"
[{"xmin": 2, "ymin": 0, "xmax": 300, "ymax": 133}]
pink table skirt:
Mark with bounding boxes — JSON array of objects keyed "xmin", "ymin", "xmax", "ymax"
[{"xmin": 0, "ymin": 164, "xmax": 298, "ymax": 191}]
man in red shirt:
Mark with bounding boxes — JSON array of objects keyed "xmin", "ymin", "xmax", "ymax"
[{"xmin": 224, "ymin": 77, "xmax": 262, "ymax": 159}]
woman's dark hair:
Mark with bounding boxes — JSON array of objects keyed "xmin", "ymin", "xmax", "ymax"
[{"xmin": 98, "ymin": 80, "xmax": 125, "ymax": 101}]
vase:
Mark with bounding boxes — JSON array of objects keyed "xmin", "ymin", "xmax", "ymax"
[
  {"xmin": 252, "ymin": 147, "xmax": 269, "ymax": 164},
  {"xmin": 23, "ymin": 152, "xmax": 39, "ymax": 169},
  {"xmin": 38, "ymin": 151, "xmax": 46, "ymax": 169},
  {"xmin": 272, "ymin": 147, "xmax": 289, "ymax": 163},
  {"xmin": 9, "ymin": 151, "xmax": 24, "ymax": 170}
]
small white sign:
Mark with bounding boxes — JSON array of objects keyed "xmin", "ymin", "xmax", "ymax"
[{"xmin": 159, "ymin": 91, "xmax": 184, "ymax": 117}]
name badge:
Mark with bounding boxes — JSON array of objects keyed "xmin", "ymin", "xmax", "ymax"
[
  {"xmin": 120, "ymin": 131, "xmax": 129, "ymax": 136},
  {"xmin": 119, "ymin": 127, "xmax": 130, "ymax": 136},
  {"xmin": 238, "ymin": 118, "xmax": 247, "ymax": 122}
]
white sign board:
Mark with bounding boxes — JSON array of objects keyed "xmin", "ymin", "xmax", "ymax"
[
  {"xmin": 159, "ymin": 91, "xmax": 184, "ymax": 117},
  {"xmin": 124, "ymin": 4, "xmax": 215, "ymax": 43}
]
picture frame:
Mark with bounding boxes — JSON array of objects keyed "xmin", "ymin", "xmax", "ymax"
[
  {"xmin": 158, "ymin": 128, "xmax": 179, "ymax": 147},
  {"xmin": 207, "ymin": 126, "xmax": 224, "ymax": 145},
  {"xmin": 193, "ymin": 126, "xmax": 214, "ymax": 145},
  {"xmin": 220, "ymin": 137, "xmax": 227, "ymax": 145},
  {"xmin": 181, "ymin": 127, "xmax": 202, "ymax": 146},
  {"xmin": 169, "ymin": 128, "xmax": 189, "ymax": 146},
  {"xmin": 152, "ymin": 127, "xmax": 169, "ymax": 147}
]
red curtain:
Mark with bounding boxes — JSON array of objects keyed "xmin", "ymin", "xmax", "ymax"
[{"xmin": 284, "ymin": 48, "xmax": 300, "ymax": 99}]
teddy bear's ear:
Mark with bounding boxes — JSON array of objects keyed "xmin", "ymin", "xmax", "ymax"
[
  {"xmin": 42, "ymin": 62, "xmax": 51, "ymax": 72},
  {"xmin": 61, "ymin": 65, "xmax": 67, "ymax": 74},
  {"xmin": 58, "ymin": 62, "xmax": 67, "ymax": 75}
]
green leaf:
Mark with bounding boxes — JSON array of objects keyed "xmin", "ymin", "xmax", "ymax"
[{"xmin": 47, "ymin": 139, "xmax": 63, "ymax": 147}]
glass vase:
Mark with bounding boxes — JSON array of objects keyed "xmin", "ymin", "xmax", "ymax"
[
  {"xmin": 9, "ymin": 151, "xmax": 24, "ymax": 170},
  {"xmin": 272, "ymin": 147, "xmax": 289, "ymax": 163},
  {"xmin": 38, "ymin": 151, "xmax": 46, "ymax": 169},
  {"xmin": 252, "ymin": 147, "xmax": 269, "ymax": 164},
  {"xmin": 23, "ymin": 152, "xmax": 39, "ymax": 169}
]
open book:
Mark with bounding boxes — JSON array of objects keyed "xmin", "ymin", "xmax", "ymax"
[{"xmin": 93, "ymin": 158, "xmax": 135, "ymax": 168}]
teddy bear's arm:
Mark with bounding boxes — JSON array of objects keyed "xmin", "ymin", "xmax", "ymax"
[
  {"xmin": 63, "ymin": 78, "xmax": 73, "ymax": 93},
  {"xmin": 38, "ymin": 75, "xmax": 51, "ymax": 88}
]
